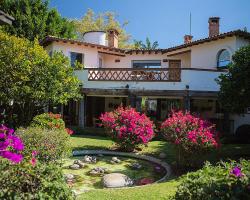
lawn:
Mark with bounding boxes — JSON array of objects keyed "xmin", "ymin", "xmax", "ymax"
[{"xmin": 70, "ymin": 135, "xmax": 250, "ymax": 200}]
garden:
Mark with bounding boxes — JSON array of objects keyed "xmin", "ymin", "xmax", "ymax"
[{"xmin": 1, "ymin": 107, "xmax": 250, "ymax": 199}]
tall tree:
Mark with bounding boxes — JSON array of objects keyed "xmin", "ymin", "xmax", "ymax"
[
  {"xmin": 0, "ymin": 30, "xmax": 81, "ymax": 126},
  {"xmin": 217, "ymin": 45, "xmax": 250, "ymax": 113},
  {"xmin": 73, "ymin": 9, "xmax": 131, "ymax": 48},
  {"xmin": 133, "ymin": 37, "xmax": 159, "ymax": 50},
  {"xmin": 0, "ymin": 0, "xmax": 76, "ymax": 41}
]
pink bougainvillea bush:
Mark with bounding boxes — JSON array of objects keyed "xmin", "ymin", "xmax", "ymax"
[
  {"xmin": 161, "ymin": 110, "xmax": 219, "ymax": 167},
  {"xmin": 0, "ymin": 125, "xmax": 24, "ymax": 163},
  {"xmin": 100, "ymin": 106, "xmax": 154, "ymax": 151}
]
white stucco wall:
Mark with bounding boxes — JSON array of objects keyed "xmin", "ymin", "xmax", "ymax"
[
  {"xmin": 49, "ymin": 42, "xmax": 99, "ymax": 68},
  {"xmin": 190, "ymin": 37, "xmax": 236, "ymax": 69},
  {"xmin": 45, "ymin": 35, "xmax": 250, "ymax": 70},
  {"xmin": 231, "ymin": 114, "xmax": 250, "ymax": 133}
]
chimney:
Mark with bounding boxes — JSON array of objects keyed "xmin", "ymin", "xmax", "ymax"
[
  {"xmin": 208, "ymin": 17, "xmax": 220, "ymax": 37},
  {"xmin": 107, "ymin": 29, "xmax": 119, "ymax": 48},
  {"xmin": 184, "ymin": 35, "xmax": 193, "ymax": 44}
]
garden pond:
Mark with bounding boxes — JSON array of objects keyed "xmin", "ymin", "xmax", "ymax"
[{"xmin": 62, "ymin": 154, "xmax": 166, "ymax": 193}]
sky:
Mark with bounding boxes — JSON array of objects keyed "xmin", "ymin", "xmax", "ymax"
[{"xmin": 49, "ymin": 0, "xmax": 250, "ymax": 48}]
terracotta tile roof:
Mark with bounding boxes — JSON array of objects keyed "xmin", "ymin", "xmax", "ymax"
[
  {"xmin": 41, "ymin": 30, "xmax": 250, "ymax": 55},
  {"xmin": 40, "ymin": 35, "xmax": 126, "ymax": 54},
  {"xmin": 162, "ymin": 30, "xmax": 250, "ymax": 54}
]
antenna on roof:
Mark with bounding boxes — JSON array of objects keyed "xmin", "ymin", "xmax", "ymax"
[{"xmin": 189, "ymin": 12, "xmax": 192, "ymax": 35}]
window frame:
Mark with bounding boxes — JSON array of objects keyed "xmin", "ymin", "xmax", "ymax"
[
  {"xmin": 217, "ymin": 49, "xmax": 231, "ymax": 68},
  {"xmin": 70, "ymin": 52, "xmax": 84, "ymax": 67},
  {"xmin": 131, "ymin": 60, "xmax": 162, "ymax": 69}
]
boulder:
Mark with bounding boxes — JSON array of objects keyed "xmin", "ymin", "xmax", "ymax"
[
  {"xmin": 102, "ymin": 173, "xmax": 133, "ymax": 188},
  {"xmin": 74, "ymin": 160, "xmax": 85, "ymax": 168},
  {"xmin": 110, "ymin": 156, "xmax": 121, "ymax": 164},
  {"xmin": 69, "ymin": 164, "xmax": 80, "ymax": 170},
  {"xmin": 131, "ymin": 162, "xmax": 142, "ymax": 170},
  {"xmin": 82, "ymin": 155, "xmax": 97, "ymax": 163}
]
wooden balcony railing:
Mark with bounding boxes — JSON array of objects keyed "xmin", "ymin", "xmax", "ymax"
[{"xmin": 87, "ymin": 68, "xmax": 181, "ymax": 82}]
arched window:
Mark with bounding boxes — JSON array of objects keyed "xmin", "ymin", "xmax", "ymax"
[{"xmin": 217, "ymin": 49, "xmax": 230, "ymax": 67}]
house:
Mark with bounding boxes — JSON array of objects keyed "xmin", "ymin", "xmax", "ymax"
[{"xmin": 41, "ymin": 17, "xmax": 250, "ymax": 134}]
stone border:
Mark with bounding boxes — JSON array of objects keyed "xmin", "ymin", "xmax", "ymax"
[{"xmin": 72, "ymin": 149, "xmax": 172, "ymax": 185}]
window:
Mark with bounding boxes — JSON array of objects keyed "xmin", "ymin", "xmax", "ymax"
[
  {"xmin": 70, "ymin": 52, "xmax": 84, "ymax": 67},
  {"xmin": 132, "ymin": 60, "xmax": 161, "ymax": 68},
  {"xmin": 217, "ymin": 49, "xmax": 230, "ymax": 68}
]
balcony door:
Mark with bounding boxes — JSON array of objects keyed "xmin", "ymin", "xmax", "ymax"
[{"xmin": 169, "ymin": 60, "xmax": 181, "ymax": 68}]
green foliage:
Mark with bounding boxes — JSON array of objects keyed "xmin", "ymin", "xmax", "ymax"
[
  {"xmin": 16, "ymin": 126, "xmax": 71, "ymax": 163},
  {"xmin": 0, "ymin": 30, "xmax": 81, "ymax": 126},
  {"xmin": 1, "ymin": 0, "xmax": 76, "ymax": 41},
  {"xmin": 31, "ymin": 112, "xmax": 65, "ymax": 130},
  {"xmin": 73, "ymin": 9, "xmax": 131, "ymax": 48},
  {"xmin": 133, "ymin": 37, "xmax": 159, "ymax": 50},
  {"xmin": 0, "ymin": 158, "xmax": 73, "ymax": 199},
  {"xmin": 217, "ymin": 45, "xmax": 250, "ymax": 113},
  {"xmin": 175, "ymin": 160, "xmax": 250, "ymax": 200}
]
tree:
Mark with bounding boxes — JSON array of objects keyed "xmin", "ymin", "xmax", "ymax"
[
  {"xmin": 1, "ymin": 0, "xmax": 76, "ymax": 41},
  {"xmin": 0, "ymin": 31, "xmax": 81, "ymax": 126},
  {"xmin": 133, "ymin": 37, "xmax": 159, "ymax": 50},
  {"xmin": 73, "ymin": 9, "xmax": 131, "ymax": 48},
  {"xmin": 217, "ymin": 45, "xmax": 250, "ymax": 113}
]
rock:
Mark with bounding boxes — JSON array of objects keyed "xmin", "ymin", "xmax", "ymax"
[
  {"xmin": 102, "ymin": 173, "xmax": 133, "ymax": 188},
  {"xmin": 69, "ymin": 164, "xmax": 80, "ymax": 170},
  {"xmin": 65, "ymin": 173, "xmax": 74, "ymax": 180},
  {"xmin": 89, "ymin": 167, "xmax": 107, "ymax": 176},
  {"xmin": 74, "ymin": 160, "xmax": 85, "ymax": 168},
  {"xmin": 111, "ymin": 156, "xmax": 121, "ymax": 164},
  {"xmin": 154, "ymin": 165, "xmax": 163, "ymax": 173},
  {"xmin": 136, "ymin": 177, "xmax": 154, "ymax": 186},
  {"xmin": 131, "ymin": 162, "xmax": 142, "ymax": 170},
  {"xmin": 64, "ymin": 174, "xmax": 75, "ymax": 184},
  {"xmin": 82, "ymin": 155, "xmax": 97, "ymax": 163},
  {"xmin": 159, "ymin": 152, "xmax": 167, "ymax": 159}
]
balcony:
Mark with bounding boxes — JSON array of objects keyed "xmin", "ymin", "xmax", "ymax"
[
  {"xmin": 88, "ymin": 68, "xmax": 181, "ymax": 82},
  {"xmin": 75, "ymin": 68, "xmax": 226, "ymax": 93}
]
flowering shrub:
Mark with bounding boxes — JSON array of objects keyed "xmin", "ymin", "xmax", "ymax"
[
  {"xmin": 31, "ymin": 112, "xmax": 74, "ymax": 135},
  {"xmin": 161, "ymin": 110, "xmax": 219, "ymax": 167},
  {"xmin": 16, "ymin": 127, "xmax": 71, "ymax": 163},
  {"xmin": 100, "ymin": 106, "xmax": 154, "ymax": 151},
  {"xmin": 0, "ymin": 158, "xmax": 73, "ymax": 199},
  {"xmin": 175, "ymin": 160, "xmax": 250, "ymax": 200},
  {"xmin": 0, "ymin": 125, "xmax": 24, "ymax": 163}
]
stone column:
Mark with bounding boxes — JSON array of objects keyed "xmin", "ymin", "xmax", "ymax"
[
  {"xmin": 78, "ymin": 97, "xmax": 85, "ymax": 128},
  {"xmin": 136, "ymin": 96, "xmax": 142, "ymax": 112},
  {"xmin": 128, "ymin": 94, "xmax": 136, "ymax": 108}
]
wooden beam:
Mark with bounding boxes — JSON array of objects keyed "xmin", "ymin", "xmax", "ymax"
[
  {"xmin": 98, "ymin": 51, "xmax": 126, "ymax": 57},
  {"xmin": 167, "ymin": 50, "xmax": 191, "ymax": 57}
]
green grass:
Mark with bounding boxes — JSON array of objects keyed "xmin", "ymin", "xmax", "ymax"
[{"xmin": 70, "ymin": 135, "xmax": 250, "ymax": 200}]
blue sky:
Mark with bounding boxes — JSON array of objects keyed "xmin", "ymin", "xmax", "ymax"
[{"xmin": 49, "ymin": 0, "xmax": 250, "ymax": 48}]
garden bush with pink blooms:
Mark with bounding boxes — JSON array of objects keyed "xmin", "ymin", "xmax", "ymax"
[
  {"xmin": 100, "ymin": 106, "xmax": 154, "ymax": 151},
  {"xmin": 161, "ymin": 110, "xmax": 219, "ymax": 167},
  {"xmin": 175, "ymin": 160, "xmax": 250, "ymax": 200},
  {"xmin": 0, "ymin": 125, "xmax": 73, "ymax": 199}
]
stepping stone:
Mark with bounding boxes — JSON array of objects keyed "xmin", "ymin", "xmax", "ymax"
[
  {"xmin": 69, "ymin": 164, "xmax": 80, "ymax": 170},
  {"xmin": 102, "ymin": 173, "xmax": 133, "ymax": 188}
]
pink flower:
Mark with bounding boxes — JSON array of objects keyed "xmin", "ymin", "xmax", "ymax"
[{"xmin": 30, "ymin": 157, "xmax": 37, "ymax": 167}]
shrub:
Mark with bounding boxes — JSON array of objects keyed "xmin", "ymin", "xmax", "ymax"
[
  {"xmin": 16, "ymin": 127, "xmax": 71, "ymax": 163},
  {"xmin": 175, "ymin": 160, "xmax": 250, "ymax": 200},
  {"xmin": 161, "ymin": 110, "xmax": 219, "ymax": 167},
  {"xmin": 0, "ymin": 125, "xmax": 24, "ymax": 163},
  {"xmin": 0, "ymin": 158, "xmax": 73, "ymax": 199},
  {"xmin": 100, "ymin": 106, "xmax": 154, "ymax": 151}
]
